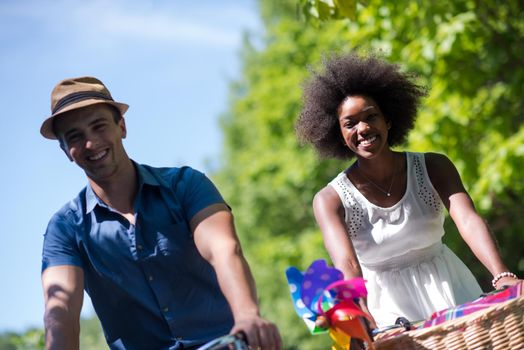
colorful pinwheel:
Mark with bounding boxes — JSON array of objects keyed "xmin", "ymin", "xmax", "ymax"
[{"xmin": 286, "ymin": 260, "xmax": 375, "ymax": 350}]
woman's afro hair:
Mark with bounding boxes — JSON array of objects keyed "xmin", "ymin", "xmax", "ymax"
[{"xmin": 296, "ymin": 52, "xmax": 426, "ymax": 159}]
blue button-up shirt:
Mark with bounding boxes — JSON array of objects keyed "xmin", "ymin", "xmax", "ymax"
[{"xmin": 42, "ymin": 163, "xmax": 234, "ymax": 349}]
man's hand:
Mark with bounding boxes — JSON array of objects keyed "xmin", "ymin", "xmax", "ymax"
[{"xmin": 230, "ymin": 314, "xmax": 282, "ymax": 350}]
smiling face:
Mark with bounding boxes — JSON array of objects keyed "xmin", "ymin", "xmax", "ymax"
[
  {"xmin": 54, "ymin": 104, "xmax": 129, "ymax": 182},
  {"xmin": 337, "ymin": 95, "xmax": 391, "ymax": 159}
]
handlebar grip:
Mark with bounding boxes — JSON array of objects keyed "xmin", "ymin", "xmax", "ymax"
[
  {"xmin": 235, "ymin": 331, "xmax": 248, "ymax": 343},
  {"xmin": 195, "ymin": 332, "xmax": 249, "ymax": 350}
]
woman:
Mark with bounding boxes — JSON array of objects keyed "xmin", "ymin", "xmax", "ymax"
[{"xmin": 295, "ymin": 52, "xmax": 519, "ymax": 328}]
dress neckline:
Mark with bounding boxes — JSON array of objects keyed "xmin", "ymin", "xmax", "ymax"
[{"xmin": 341, "ymin": 152, "xmax": 412, "ymax": 210}]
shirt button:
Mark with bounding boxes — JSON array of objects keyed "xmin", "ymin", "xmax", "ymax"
[
  {"xmin": 148, "ymin": 275, "xmax": 154, "ymax": 281},
  {"xmin": 163, "ymin": 307, "xmax": 169, "ymax": 313},
  {"xmin": 137, "ymin": 244, "xmax": 143, "ymax": 250}
]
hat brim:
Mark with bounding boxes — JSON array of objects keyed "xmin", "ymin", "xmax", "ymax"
[{"xmin": 40, "ymin": 99, "xmax": 129, "ymax": 140}]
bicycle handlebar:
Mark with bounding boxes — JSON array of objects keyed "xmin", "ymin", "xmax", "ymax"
[{"xmin": 196, "ymin": 332, "xmax": 248, "ymax": 350}]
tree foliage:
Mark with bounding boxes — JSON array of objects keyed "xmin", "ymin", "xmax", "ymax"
[
  {"xmin": 215, "ymin": 0, "xmax": 524, "ymax": 348},
  {"xmin": 0, "ymin": 329, "xmax": 43, "ymax": 350},
  {"xmin": 297, "ymin": 0, "xmax": 359, "ymax": 23},
  {"xmin": 0, "ymin": 317, "xmax": 105, "ymax": 350},
  {"xmin": 5, "ymin": 1, "xmax": 523, "ymax": 348}
]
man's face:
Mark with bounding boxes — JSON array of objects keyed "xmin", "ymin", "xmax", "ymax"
[{"xmin": 54, "ymin": 104, "xmax": 128, "ymax": 182}]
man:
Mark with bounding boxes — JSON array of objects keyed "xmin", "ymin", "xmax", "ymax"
[{"xmin": 40, "ymin": 76, "xmax": 282, "ymax": 350}]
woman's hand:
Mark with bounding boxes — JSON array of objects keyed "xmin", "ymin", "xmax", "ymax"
[
  {"xmin": 494, "ymin": 277, "xmax": 521, "ymax": 290},
  {"xmin": 359, "ymin": 299, "xmax": 378, "ymax": 330},
  {"xmin": 314, "ymin": 315, "xmax": 329, "ymax": 329}
]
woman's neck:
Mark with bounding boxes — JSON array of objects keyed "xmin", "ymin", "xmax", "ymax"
[{"xmin": 355, "ymin": 150, "xmax": 398, "ymax": 181}]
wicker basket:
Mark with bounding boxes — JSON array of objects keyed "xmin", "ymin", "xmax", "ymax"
[{"xmin": 374, "ymin": 295, "xmax": 524, "ymax": 350}]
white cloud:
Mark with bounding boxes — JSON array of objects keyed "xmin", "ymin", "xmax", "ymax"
[
  {"xmin": 1, "ymin": 0, "xmax": 260, "ymax": 48},
  {"xmin": 69, "ymin": 1, "xmax": 243, "ymax": 47}
]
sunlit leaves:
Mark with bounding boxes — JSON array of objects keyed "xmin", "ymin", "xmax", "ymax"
[
  {"xmin": 297, "ymin": 0, "xmax": 358, "ymax": 25},
  {"xmin": 218, "ymin": 0, "xmax": 523, "ymax": 347}
]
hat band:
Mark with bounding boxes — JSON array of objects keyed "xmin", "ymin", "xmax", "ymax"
[{"xmin": 52, "ymin": 91, "xmax": 114, "ymax": 114}]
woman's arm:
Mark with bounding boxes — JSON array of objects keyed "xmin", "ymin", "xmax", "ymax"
[
  {"xmin": 425, "ymin": 152, "xmax": 519, "ymax": 288},
  {"xmin": 313, "ymin": 186, "xmax": 377, "ymax": 328},
  {"xmin": 313, "ymin": 186, "xmax": 362, "ymax": 279}
]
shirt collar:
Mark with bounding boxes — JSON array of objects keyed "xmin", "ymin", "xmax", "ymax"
[
  {"xmin": 135, "ymin": 161, "xmax": 161, "ymax": 187},
  {"xmin": 84, "ymin": 161, "xmax": 162, "ymax": 214},
  {"xmin": 85, "ymin": 185, "xmax": 104, "ymax": 214}
]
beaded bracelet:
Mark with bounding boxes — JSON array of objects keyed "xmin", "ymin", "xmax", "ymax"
[{"xmin": 491, "ymin": 271, "xmax": 518, "ymax": 288}]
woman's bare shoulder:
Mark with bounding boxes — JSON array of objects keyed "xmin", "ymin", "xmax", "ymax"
[{"xmin": 313, "ymin": 185, "xmax": 343, "ymax": 211}]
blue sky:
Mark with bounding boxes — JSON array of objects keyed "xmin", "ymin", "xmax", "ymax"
[{"xmin": 0, "ymin": 0, "xmax": 261, "ymax": 332}]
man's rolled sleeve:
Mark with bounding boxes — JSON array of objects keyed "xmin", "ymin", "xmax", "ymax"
[
  {"xmin": 42, "ymin": 211, "xmax": 83, "ymax": 272},
  {"xmin": 176, "ymin": 169, "xmax": 227, "ymax": 221}
]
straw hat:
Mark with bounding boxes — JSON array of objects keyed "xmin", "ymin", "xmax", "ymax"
[{"xmin": 40, "ymin": 76, "xmax": 129, "ymax": 139}]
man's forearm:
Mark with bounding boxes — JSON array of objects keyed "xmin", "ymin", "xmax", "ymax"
[
  {"xmin": 214, "ymin": 248, "xmax": 260, "ymax": 320},
  {"xmin": 42, "ymin": 265, "xmax": 84, "ymax": 349},
  {"xmin": 44, "ymin": 302, "xmax": 80, "ymax": 349},
  {"xmin": 193, "ymin": 210, "xmax": 282, "ymax": 349}
]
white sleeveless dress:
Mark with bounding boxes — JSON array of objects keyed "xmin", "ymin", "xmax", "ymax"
[{"xmin": 329, "ymin": 152, "xmax": 483, "ymax": 327}]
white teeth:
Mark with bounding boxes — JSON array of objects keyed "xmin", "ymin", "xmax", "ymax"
[
  {"xmin": 89, "ymin": 150, "xmax": 107, "ymax": 161},
  {"xmin": 360, "ymin": 135, "xmax": 377, "ymax": 146}
]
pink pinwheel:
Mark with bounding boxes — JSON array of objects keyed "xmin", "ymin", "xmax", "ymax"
[{"xmin": 286, "ymin": 259, "xmax": 375, "ymax": 349}]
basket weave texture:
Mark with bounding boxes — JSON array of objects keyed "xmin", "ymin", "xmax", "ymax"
[{"xmin": 374, "ymin": 295, "xmax": 524, "ymax": 350}]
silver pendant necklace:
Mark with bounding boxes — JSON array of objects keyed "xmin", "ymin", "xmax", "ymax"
[{"xmin": 358, "ymin": 156, "xmax": 397, "ymax": 197}]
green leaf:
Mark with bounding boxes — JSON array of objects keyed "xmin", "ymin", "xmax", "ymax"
[
  {"xmin": 316, "ymin": 0, "xmax": 333, "ymax": 20},
  {"xmin": 334, "ymin": 0, "xmax": 357, "ymax": 20}
]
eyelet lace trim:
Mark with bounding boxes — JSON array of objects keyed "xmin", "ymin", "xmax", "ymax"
[
  {"xmin": 334, "ymin": 177, "xmax": 365, "ymax": 238},
  {"xmin": 413, "ymin": 155, "xmax": 442, "ymax": 213}
]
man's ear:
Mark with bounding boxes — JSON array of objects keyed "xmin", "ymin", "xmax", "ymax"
[
  {"xmin": 59, "ymin": 141, "xmax": 74, "ymax": 162},
  {"xmin": 119, "ymin": 117, "xmax": 127, "ymax": 139}
]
